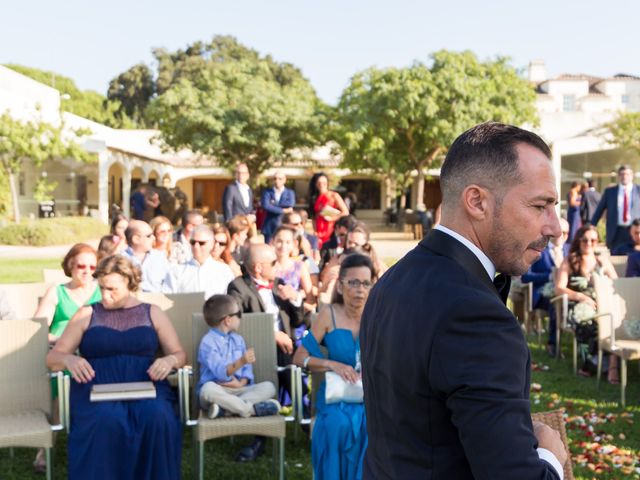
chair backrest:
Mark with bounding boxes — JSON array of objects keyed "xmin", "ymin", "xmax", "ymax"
[
  {"xmin": 610, "ymin": 277, "xmax": 640, "ymax": 341},
  {"xmin": 530, "ymin": 409, "xmax": 574, "ymax": 480},
  {"xmin": 0, "ymin": 282, "xmax": 51, "ymax": 319},
  {"xmin": 0, "ymin": 318, "xmax": 50, "ymax": 417},
  {"xmin": 137, "ymin": 291, "xmax": 204, "ymax": 366},
  {"xmin": 42, "ymin": 269, "xmax": 70, "ymax": 284},
  {"xmin": 192, "ymin": 312, "xmax": 278, "ymax": 387},
  {"xmin": 609, "ymin": 255, "xmax": 628, "ymax": 278}
]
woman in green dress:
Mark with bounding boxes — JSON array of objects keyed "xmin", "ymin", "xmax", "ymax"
[{"xmin": 32, "ymin": 243, "xmax": 101, "ymax": 471}]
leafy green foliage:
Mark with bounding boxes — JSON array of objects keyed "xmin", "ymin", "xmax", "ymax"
[
  {"xmin": 144, "ymin": 36, "xmax": 327, "ymax": 178},
  {"xmin": 604, "ymin": 111, "xmax": 640, "ymax": 155},
  {"xmin": 5, "ymin": 64, "xmax": 133, "ymax": 128},
  {"xmin": 0, "ymin": 217, "xmax": 107, "ymax": 246},
  {"xmin": 107, "ymin": 63, "xmax": 155, "ymax": 126},
  {"xmin": 0, "ymin": 112, "xmax": 93, "ymax": 221},
  {"xmin": 334, "ymin": 50, "xmax": 539, "ymax": 199}
]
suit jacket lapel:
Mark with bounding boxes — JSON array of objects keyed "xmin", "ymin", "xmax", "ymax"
[
  {"xmin": 242, "ymin": 275, "xmax": 266, "ymax": 311},
  {"xmin": 419, "ymin": 229, "xmax": 499, "ymax": 300}
]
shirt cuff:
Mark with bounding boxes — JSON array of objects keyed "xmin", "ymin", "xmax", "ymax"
[
  {"xmin": 289, "ymin": 292, "xmax": 303, "ymax": 307},
  {"xmin": 537, "ymin": 448, "xmax": 564, "ymax": 480}
]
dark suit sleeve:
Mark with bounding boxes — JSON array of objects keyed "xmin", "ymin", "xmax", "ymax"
[
  {"xmin": 262, "ymin": 190, "xmax": 285, "ymax": 215},
  {"xmin": 227, "ymin": 280, "xmax": 247, "ymax": 311},
  {"xmin": 223, "ymin": 186, "xmax": 234, "ymax": 221},
  {"xmin": 590, "ymin": 189, "xmax": 608, "ymax": 225},
  {"xmin": 284, "ymin": 190, "xmax": 296, "ymax": 208},
  {"xmin": 429, "ymin": 293, "xmax": 561, "ymax": 480},
  {"xmin": 521, "ymin": 269, "xmax": 550, "ymax": 287},
  {"xmin": 626, "ymin": 254, "xmax": 640, "ymax": 277}
]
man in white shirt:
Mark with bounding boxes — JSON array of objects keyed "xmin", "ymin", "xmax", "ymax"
[{"xmin": 173, "ymin": 225, "xmax": 235, "ymax": 299}]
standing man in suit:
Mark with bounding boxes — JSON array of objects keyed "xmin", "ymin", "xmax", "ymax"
[
  {"xmin": 361, "ymin": 122, "xmax": 567, "ymax": 479},
  {"xmin": 261, "ymin": 171, "xmax": 296, "ymax": 244},
  {"xmin": 223, "ymin": 162, "xmax": 255, "ymax": 221},
  {"xmin": 579, "ymin": 180, "xmax": 601, "ymax": 225},
  {"xmin": 591, "ymin": 165, "xmax": 640, "ymax": 251},
  {"xmin": 227, "ymin": 243, "xmax": 305, "ymax": 462}
]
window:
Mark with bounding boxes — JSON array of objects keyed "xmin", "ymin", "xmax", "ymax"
[
  {"xmin": 563, "ymin": 95, "xmax": 576, "ymax": 112},
  {"xmin": 622, "ymin": 94, "xmax": 630, "ymax": 105}
]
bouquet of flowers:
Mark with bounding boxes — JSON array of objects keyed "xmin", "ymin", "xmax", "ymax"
[
  {"xmin": 541, "ymin": 282, "xmax": 556, "ymax": 299},
  {"xmin": 570, "ymin": 301, "xmax": 597, "ymax": 325},
  {"xmin": 622, "ymin": 316, "xmax": 640, "ymax": 339}
]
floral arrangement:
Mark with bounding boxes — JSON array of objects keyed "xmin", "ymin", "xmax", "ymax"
[
  {"xmin": 541, "ymin": 282, "xmax": 556, "ymax": 299},
  {"xmin": 622, "ymin": 316, "xmax": 640, "ymax": 339},
  {"xmin": 570, "ymin": 301, "xmax": 597, "ymax": 325}
]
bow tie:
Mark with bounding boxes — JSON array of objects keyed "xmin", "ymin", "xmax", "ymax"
[
  {"xmin": 493, "ymin": 273, "xmax": 511, "ymax": 305},
  {"xmin": 255, "ymin": 282, "xmax": 273, "ymax": 291}
]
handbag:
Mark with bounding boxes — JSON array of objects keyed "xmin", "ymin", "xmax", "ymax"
[{"xmin": 324, "ymin": 371, "xmax": 364, "ymax": 404}]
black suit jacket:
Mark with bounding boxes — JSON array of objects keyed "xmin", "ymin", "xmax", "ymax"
[
  {"xmin": 226, "ymin": 275, "xmax": 304, "ymax": 338},
  {"xmin": 580, "ymin": 188, "xmax": 601, "ymax": 224},
  {"xmin": 222, "ymin": 182, "xmax": 255, "ymax": 221},
  {"xmin": 360, "ymin": 229, "xmax": 560, "ymax": 480}
]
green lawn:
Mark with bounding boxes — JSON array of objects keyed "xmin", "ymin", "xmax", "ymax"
[{"xmin": 0, "ymin": 257, "xmax": 61, "ymax": 283}]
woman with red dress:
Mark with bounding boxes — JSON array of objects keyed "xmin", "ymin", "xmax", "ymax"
[{"xmin": 313, "ymin": 173, "xmax": 349, "ymax": 248}]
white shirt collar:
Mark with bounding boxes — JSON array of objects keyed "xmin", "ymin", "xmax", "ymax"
[
  {"xmin": 236, "ymin": 180, "xmax": 250, "ymax": 191},
  {"xmin": 434, "ymin": 225, "xmax": 496, "ymax": 280},
  {"xmin": 619, "ymin": 183, "xmax": 633, "ymax": 192}
]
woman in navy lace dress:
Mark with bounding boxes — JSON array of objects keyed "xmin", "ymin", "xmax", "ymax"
[{"xmin": 47, "ymin": 255, "xmax": 186, "ymax": 480}]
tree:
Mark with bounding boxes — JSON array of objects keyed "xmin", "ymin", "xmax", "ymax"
[
  {"xmin": 334, "ymin": 50, "xmax": 539, "ymax": 208},
  {"xmin": 0, "ymin": 112, "xmax": 92, "ymax": 222},
  {"xmin": 5, "ymin": 64, "xmax": 133, "ymax": 128},
  {"xmin": 107, "ymin": 64, "xmax": 155, "ymax": 126},
  {"xmin": 603, "ymin": 111, "xmax": 640, "ymax": 155},
  {"xmin": 147, "ymin": 36, "xmax": 326, "ymax": 180}
]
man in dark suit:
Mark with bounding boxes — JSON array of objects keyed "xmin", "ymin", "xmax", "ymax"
[
  {"xmin": 579, "ymin": 179, "xmax": 601, "ymax": 225},
  {"xmin": 591, "ymin": 165, "xmax": 640, "ymax": 251},
  {"xmin": 361, "ymin": 122, "xmax": 567, "ymax": 479},
  {"xmin": 227, "ymin": 243, "xmax": 305, "ymax": 461},
  {"xmin": 261, "ymin": 171, "xmax": 296, "ymax": 243},
  {"xmin": 223, "ymin": 162, "xmax": 255, "ymax": 221},
  {"xmin": 611, "ymin": 218, "xmax": 640, "ymax": 255}
]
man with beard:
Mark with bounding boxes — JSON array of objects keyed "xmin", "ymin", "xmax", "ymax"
[{"xmin": 360, "ymin": 122, "xmax": 567, "ymax": 479}]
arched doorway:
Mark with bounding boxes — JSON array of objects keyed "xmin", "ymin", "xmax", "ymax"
[
  {"xmin": 108, "ymin": 163, "xmax": 125, "ymax": 209},
  {"xmin": 148, "ymin": 170, "xmax": 159, "ymax": 187}
]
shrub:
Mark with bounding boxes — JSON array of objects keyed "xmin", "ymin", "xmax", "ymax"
[{"xmin": 0, "ymin": 217, "xmax": 108, "ymax": 246}]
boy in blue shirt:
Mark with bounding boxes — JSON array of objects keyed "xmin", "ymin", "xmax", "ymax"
[{"xmin": 197, "ymin": 294, "xmax": 280, "ymax": 418}]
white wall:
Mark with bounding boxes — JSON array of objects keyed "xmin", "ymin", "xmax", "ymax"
[{"xmin": 0, "ymin": 65, "xmax": 61, "ymax": 124}]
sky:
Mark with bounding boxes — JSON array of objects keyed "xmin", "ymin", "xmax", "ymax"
[{"xmin": 1, "ymin": 0, "xmax": 639, "ymax": 105}]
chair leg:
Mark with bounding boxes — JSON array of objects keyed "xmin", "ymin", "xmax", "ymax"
[
  {"xmin": 536, "ymin": 314, "xmax": 542, "ymax": 345},
  {"xmin": 621, "ymin": 359, "xmax": 627, "ymax": 408},
  {"xmin": 193, "ymin": 430, "xmax": 204, "ymax": 480},
  {"xmin": 279, "ymin": 437, "xmax": 285, "ymax": 480},
  {"xmin": 596, "ymin": 348, "xmax": 603, "ymax": 390},
  {"xmin": 572, "ymin": 336, "xmax": 578, "ymax": 375},
  {"xmin": 45, "ymin": 448, "xmax": 52, "ymax": 480},
  {"xmin": 555, "ymin": 328, "xmax": 561, "ymax": 359}
]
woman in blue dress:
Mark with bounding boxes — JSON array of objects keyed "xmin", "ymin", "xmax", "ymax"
[
  {"xmin": 47, "ymin": 255, "xmax": 186, "ymax": 480},
  {"xmin": 294, "ymin": 253, "xmax": 374, "ymax": 480},
  {"xmin": 567, "ymin": 181, "xmax": 582, "ymax": 243}
]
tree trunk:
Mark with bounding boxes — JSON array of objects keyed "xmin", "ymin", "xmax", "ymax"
[{"xmin": 8, "ymin": 171, "xmax": 20, "ymax": 223}]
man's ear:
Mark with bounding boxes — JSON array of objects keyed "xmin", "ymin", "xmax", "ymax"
[{"xmin": 461, "ymin": 185, "xmax": 492, "ymax": 221}]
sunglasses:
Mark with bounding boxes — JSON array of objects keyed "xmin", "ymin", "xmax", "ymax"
[
  {"xmin": 76, "ymin": 264, "xmax": 96, "ymax": 271},
  {"xmin": 342, "ymin": 279, "xmax": 373, "ymax": 290},
  {"xmin": 262, "ymin": 259, "xmax": 277, "ymax": 266},
  {"xmin": 580, "ymin": 238, "xmax": 597, "ymax": 244},
  {"xmin": 143, "ymin": 233, "xmax": 154, "ymax": 239},
  {"xmin": 215, "ymin": 241, "xmax": 228, "ymax": 247},
  {"xmin": 190, "ymin": 239, "xmax": 209, "ymax": 246}
]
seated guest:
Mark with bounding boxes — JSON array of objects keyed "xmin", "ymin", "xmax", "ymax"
[
  {"xmin": 212, "ymin": 224, "xmax": 242, "ymax": 277},
  {"xmin": 612, "ymin": 218, "xmax": 640, "ymax": 255},
  {"xmin": 298, "ymin": 209, "xmax": 320, "ymax": 261},
  {"xmin": 122, "ymin": 220, "xmax": 174, "ymax": 293},
  {"xmin": 173, "ymin": 225, "xmax": 235, "ymax": 299},
  {"xmin": 522, "ymin": 218, "xmax": 569, "ymax": 355},
  {"xmin": 319, "ymin": 215, "xmax": 358, "ymax": 270},
  {"xmin": 260, "ymin": 170, "xmax": 295, "ymax": 244},
  {"xmin": 227, "ymin": 244, "xmax": 305, "ymax": 462},
  {"xmin": 283, "ymin": 210, "xmax": 317, "ymax": 262},
  {"xmin": 172, "ymin": 210, "xmax": 204, "ymax": 264},
  {"xmin": 97, "ymin": 234, "xmax": 123, "ymax": 262},
  {"xmin": 273, "ymin": 226, "xmax": 314, "ymax": 303},
  {"xmin": 110, "ymin": 213, "xmax": 129, "ymax": 246},
  {"xmin": 227, "ymin": 215, "xmax": 251, "ymax": 266},
  {"xmin": 35, "ymin": 243, "xmax": 102, "ymax": 344},
  {"xmin": 197, "ymin": 294, "xmax": 280, "ymax": 419},
  {"xmin": 555, "ymin": 225, "xmax": 618, "ymax": 380},
  {"xmin": 293, "ymin": 253, "xmax": 373, "ymax": 480},
  {"xmin": 150, "ymin": 216, "xmax": 174, "ymax": 260},
  {"xmin": 46, "ymin": 255, "xmax": 186, "ymax": 480}
]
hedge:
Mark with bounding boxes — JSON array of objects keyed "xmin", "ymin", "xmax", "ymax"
[{"xmin": 0, "ymin": 217, "xmax": 108, "ymax": 246}]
